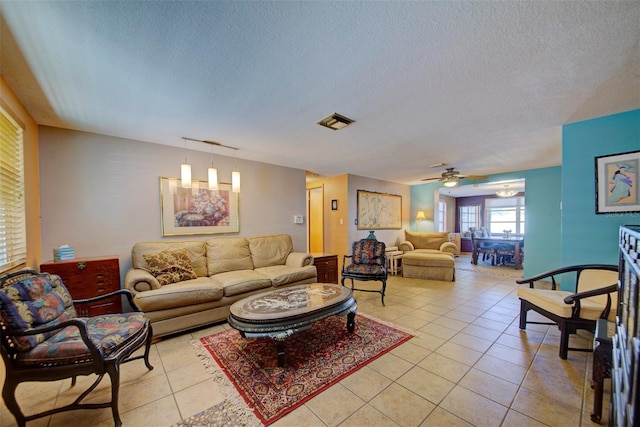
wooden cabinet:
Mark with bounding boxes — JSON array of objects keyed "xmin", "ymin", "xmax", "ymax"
[
  {"xmin": 460, "ymin": 237, "xmax": 473, "ymax": 253},
  {"xmin": 312, "ymin": 253, "xmax": 338, "ymax": 284},
  {"xmin": 611, "ymin": 225, "xmax": 639, "ymax": 426},
  {"xmin": 40, "ymin": 256, "xmax": 122, "ymax": 317}
]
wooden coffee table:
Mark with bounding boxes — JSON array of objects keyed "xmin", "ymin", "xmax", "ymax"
[{"xmin": 228, "ymin": 283, "xmax": 357, "ymax": 366}]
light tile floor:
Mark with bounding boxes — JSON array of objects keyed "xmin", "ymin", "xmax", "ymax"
[{"xmin": 1, "ymin": 256, "xmax": 610, "ymax": 427}]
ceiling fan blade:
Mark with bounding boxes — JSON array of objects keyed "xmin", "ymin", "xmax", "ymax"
[
  {"xmin": 462, "ymin": 175, "xmax": 489, "ymax": 180},
  {"xmin": 421, "ymin": 177, "xmax": 443, "ymax": 182}
]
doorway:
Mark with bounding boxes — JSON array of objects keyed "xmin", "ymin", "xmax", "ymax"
[{"xmin": 307, "ymin": 186, "xmax": 324, "ymax": 253}]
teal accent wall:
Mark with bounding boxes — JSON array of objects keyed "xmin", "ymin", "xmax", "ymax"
[
  {"xmin": 561, "ymin": 109, "xmax": 640, "ymax": 267},
  {"xmin": 410, "ymin": 182, "xmax": 439, "ymax": 232},
  {"xmin": 411, "ymin": 167, "xmax": 562, "ymax": 278}
]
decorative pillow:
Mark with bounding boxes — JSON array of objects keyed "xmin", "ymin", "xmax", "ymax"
[
  {"xmin": 143, "ymin": 248, "xmax": 198, "ymax": 286},
  {"xmin": 0, "ymin": 274, "xmax": 73, "ymax": 352}
]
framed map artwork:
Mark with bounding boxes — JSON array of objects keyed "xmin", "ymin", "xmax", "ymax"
[
  {"xmin": 160, "ymin": 177, "xmax": 239, "ymax": 236},
  {"xmin": 357, "ymin": 190, "xmax": 402, "ymax": 229}
]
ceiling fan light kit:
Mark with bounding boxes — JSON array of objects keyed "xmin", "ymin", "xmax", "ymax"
[
  {"xmin": 421, "ymin": 167, "xmax": 487, "ymax": 187},
  {"xmin": 443, "ymin": 176, "xmax": 460, "ymax": 187}
]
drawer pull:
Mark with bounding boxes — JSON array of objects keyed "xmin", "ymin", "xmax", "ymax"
[
  {"xmin": 97, "ymin": 288, "xmax": 106, "ymax": 293},
  {"xmin": 76, "ymin": 262, "xmax": 87, "ymax": 270}
]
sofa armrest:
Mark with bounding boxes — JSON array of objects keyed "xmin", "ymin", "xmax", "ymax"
[
  {"xmin": 286, "ymin": 252, "xmax": 314, "ymax": 267},
  {"xmin": 124, "ymin": 268, "xmax": 161, "ymax": 294},
  {"xmin": 398, "ymin": 241, "xmax": 414, "ymax": 252},
  {"xmin": 439, "ymin": 241, "xmax": 458, "ymax": 255}
]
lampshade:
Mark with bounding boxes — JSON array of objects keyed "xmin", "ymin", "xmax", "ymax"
[
  {"xmin": 180, "ymin": 163, "xmax": 191, "ymax": 188},
  {"xmin": 443, "ymin": 176, "xmax": 459, "ymax": 187},
  {"xmin": 232, "ymin": 171, "xmax": 241, "ymax": 193},
  {"xmin": 415, "ymin": 211, "xmax": 426, "ymax": 222},
  {"xmin": 208, "ymin": 167, "xmax": 218, "ymax": 191}
]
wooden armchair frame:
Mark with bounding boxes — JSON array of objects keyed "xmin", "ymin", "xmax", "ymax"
[
  {"xmin": 341, "ymin": 239, "xmax": 388, "ymax": 305},
  {"xmin": 516, "ymin": 264, "xmax": 618, "ymax": 359},
  {"xmin": 1, "ymin": 269, "xmax": 153, "ymax": 427}
]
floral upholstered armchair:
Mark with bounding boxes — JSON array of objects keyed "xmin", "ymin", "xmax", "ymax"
[
  {"xmin": 0, "ymin": 269, "xmax": 153, "ymax": 427},
  {"xmin": 341, "ymin": 238, "xmax": 388, "ymax": 305}
]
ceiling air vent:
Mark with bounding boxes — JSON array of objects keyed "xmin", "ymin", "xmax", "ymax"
[{"xmin": 316, "ymin": 113, "xmax": 355, "ymax": 130}]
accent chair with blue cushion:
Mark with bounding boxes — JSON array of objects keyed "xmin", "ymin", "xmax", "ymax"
[
  {"xmin": 341, "ymin": 238, "xmax": 388, "ymax": 305},
  {"xmin": 0, "ymin": 269, "xmax": 153, "ymax": 427}
]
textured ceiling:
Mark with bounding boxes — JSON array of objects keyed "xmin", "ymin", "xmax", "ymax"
[{"xmin": 1, "ymin": 1, "xmax": 639, "ymax": 185}]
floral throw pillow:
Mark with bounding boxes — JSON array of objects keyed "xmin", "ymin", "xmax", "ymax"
[{"xmin": 143, "ymin": 248, "xmax": 197, "ymax": 286}]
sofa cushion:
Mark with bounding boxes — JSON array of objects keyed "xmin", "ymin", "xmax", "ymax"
[
  {"xmin": 255, "ymin": 265, "xmax": 317, "ymax": 287},
  {"xmin": 132, "ymin": 241, "xmax": 207, "ymax": 277},
  {"xmin": 133, "ymin": 277, "xmax": 223, "ymax": 312},
  {"xmin": 143, "ymin": 248, "xmax": 198, "ymax": 286},
  {"xmin": 248, "ymin": 234, "xmax": 292, "ymax": 268},
  {"xmin": 404, "ymin": 231, "xmax": 449, "ymax": 250},
  {"xmin": 211, "ymin": 270, "xmax": 272, "ymax": 297},
  {"xmin": 413, "ymin": 249, "xmax": 444, "ymax": 255},
  {"xmin": 402, "ymin": 252, "xmax": 455, "ymax": 267},
  {"xmin": 206, "ymin": 237, "xmax": 253, "ymax": 275}
]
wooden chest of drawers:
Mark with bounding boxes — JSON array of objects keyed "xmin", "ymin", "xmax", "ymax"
[
  {"xmin": 312, "ymin": 254, "xmax": 338, "ymax": 284},
  {"xmin": 40, "ymin": 256, "xmax": 122, "ymax": 317}
]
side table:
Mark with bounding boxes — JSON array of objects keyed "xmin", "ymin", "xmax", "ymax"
[
  {"xmin": 310, "ymin": 253, "xmax": 338, "ymax": 284},
  {"xmin": 386, "ymin": 250, "xmax": 403, "ymax": 275}
]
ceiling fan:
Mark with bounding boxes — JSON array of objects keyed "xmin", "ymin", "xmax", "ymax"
[{"xmin": 421, "ymin": 167, "xmax": 488, "ymax": 187}]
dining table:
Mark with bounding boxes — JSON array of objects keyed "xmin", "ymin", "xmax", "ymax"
[{"xmin": 471, "ymin": 236, "xmax": 524, "ymax": 270}]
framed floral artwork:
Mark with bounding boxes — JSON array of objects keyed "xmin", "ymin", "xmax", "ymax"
[
  {"xmin": 595, "ymin": 150, "xmax": 639, "ymax": 214},
  {"xmin": 160, "ymin": 177, "xmax": 239, "ymax": 236}
]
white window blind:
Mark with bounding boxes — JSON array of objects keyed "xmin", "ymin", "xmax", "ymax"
[{"xmin": 0, "ymin": 105, "xmax": 26, "ymax": 273}]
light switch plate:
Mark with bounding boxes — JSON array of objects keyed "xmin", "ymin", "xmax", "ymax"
[{"xmin": 294, "ymin": 215, "xmax": 304, "ymax": 224}]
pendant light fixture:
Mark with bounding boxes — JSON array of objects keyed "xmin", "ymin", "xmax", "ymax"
[
  {"xmin": 232, "ymin": 153, "xmax": 241, "ymax": 193},
  {"xmin": 207, "ymin": 143, "xmax": 218, "ymax": 191},
  {"xmin": 180, "ymin": 138, "xmax": 191, "ymax": 188},
  {"xmin": 181, "ymin": 137, "xmax": 240, "ymax": 192}
]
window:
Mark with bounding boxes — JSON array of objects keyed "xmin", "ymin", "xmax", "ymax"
[
  {"xmin": 0, "ymin": 105, "xmax": 26, "ymax": 273},
  {"xmin": 459, "ymin": 205, "xmax": 480, "ymax": 233},
  {"xmin": 486, "ymin": 196, "xmax": 525, "ymax": 235},
  {"xmin": 437, "ymin": 200, "xmax": 446, "ymax": 232}
]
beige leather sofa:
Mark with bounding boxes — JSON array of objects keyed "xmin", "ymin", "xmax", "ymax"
[
  {"xmin": 398, "ymin": 231, "xmax": 459, "ymax": 256},
  {"xmin": 124, "ymin": 234, "xmax": 316, "ymax": 337}
]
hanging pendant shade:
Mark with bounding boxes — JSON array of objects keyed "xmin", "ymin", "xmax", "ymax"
[
  {"xmin": 232, "ymin": 171, "xmax": 241, "ymax": 193},
  {"xmin": 180, "ymin": 163, "xmax": 191, "ymax": 188},
  {"xmin": 208, "ymin": 167, "xmax": 218, "ymax": 191}
]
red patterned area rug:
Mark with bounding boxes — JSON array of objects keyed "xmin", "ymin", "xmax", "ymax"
[{"xmin": 193, "ymin": 314, "xmax": 412, "ymax": 426}]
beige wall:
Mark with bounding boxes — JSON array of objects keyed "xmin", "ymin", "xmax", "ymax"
[
  {"xmin": 307, "ymin": 174, "xmax": 350, "ymax": 263},
  {"xmin": 0, "ymin": 76, "xmax": 41, "ymax": 271},
  {"xmin": 347, "ymin": 175, "xmax": 411, "ymax": 251},
  {"xmin": 308, "ymin": 173, "xmax": 411, "ymax": 267},
  {"xmin": 38, "ymin": 126, "xmax": 308, "ymax": 278},
  {"xmin": 439, "ymin": 193, "xmax": 456, "ymax": 233}
]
